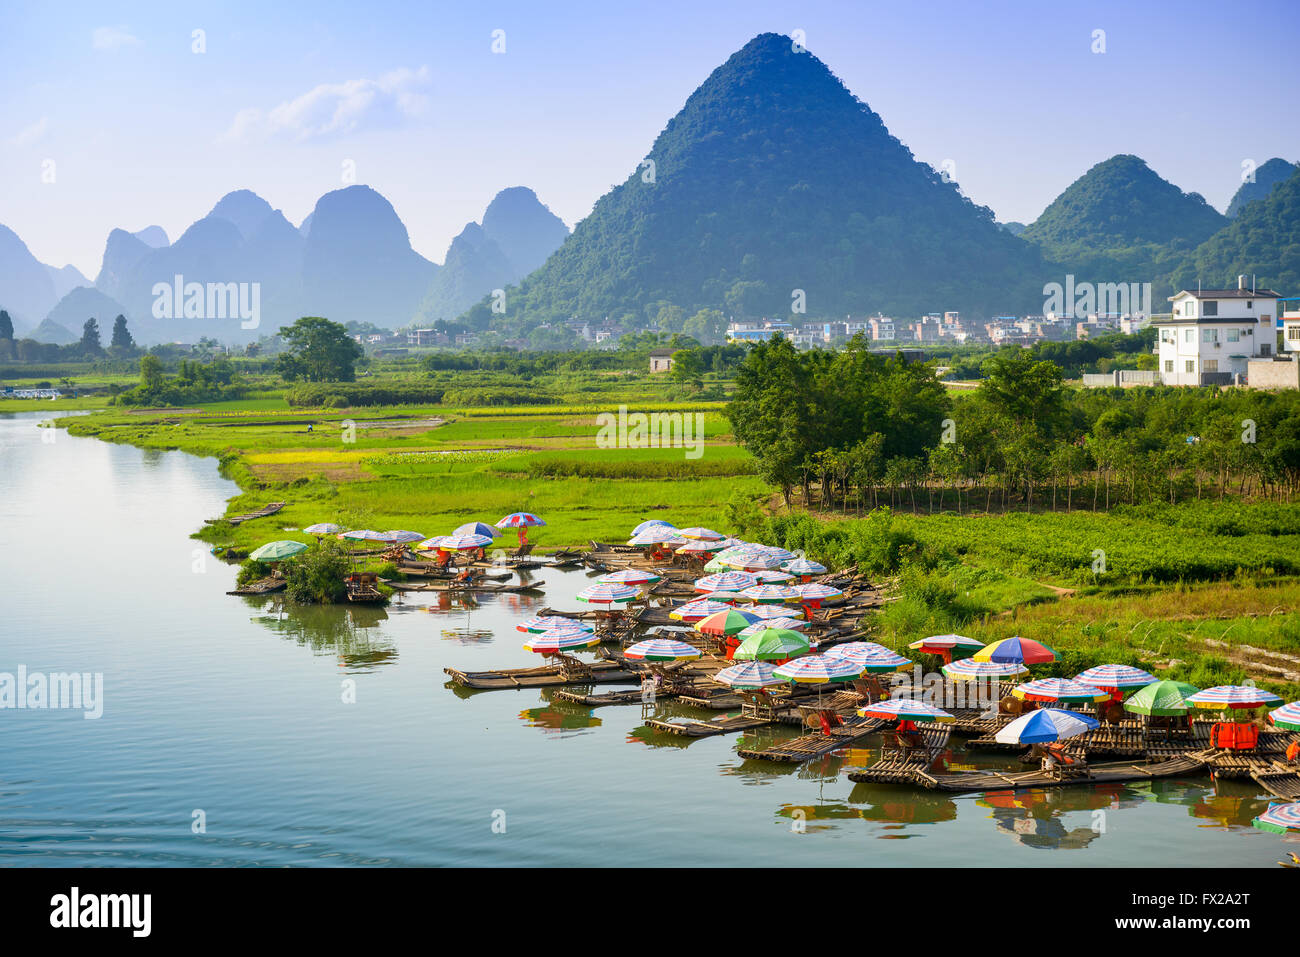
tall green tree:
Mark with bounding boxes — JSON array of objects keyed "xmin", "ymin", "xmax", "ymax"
[
  {"xmin": 275, "ymin": 317, "xmax": 364, "ymax": 382},
  {"xmin": 80, "ymin": 318, "xmax": 102, "ymax": 354},
  {"xmin": 110, "ymin": 315, "xmax": 135, "ymax": 352},
  {"xmin": 0, "ymin": 310, "xmax": 13, "ymax": 341}
]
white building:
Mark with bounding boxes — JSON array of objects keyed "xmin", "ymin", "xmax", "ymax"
[
  {"xmin": 1154, "ymin": 278, "xmax": 1280, "ymax": 385},
  {"xmin": 1283, "ymin": 301, "xmax": 1300, "ymax": 353}
]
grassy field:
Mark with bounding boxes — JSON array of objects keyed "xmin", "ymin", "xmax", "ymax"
[{"xmin": 17, "ymin": 373, "xmax": 1299, "ymax": 701}]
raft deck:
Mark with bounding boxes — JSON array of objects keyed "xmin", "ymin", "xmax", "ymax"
[
  {"xmin": 736, "ymin": 716, "xmax": 888, "ymax": 764},
  {"xmin": 207, "ymin": 501, "xmax": 285, "ymax": 526},
  {"xmin": 443, "ymin": 660, "xmax": 638, "ymax": 690}
]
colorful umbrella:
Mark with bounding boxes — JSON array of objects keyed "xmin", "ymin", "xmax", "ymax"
[
  {"xmin": 576, "ymin": 583, "xmax": 641, "ymax": 605},
  {"xmin": 1268, "ymin": 701, "xmax": 1300, "ymax": 732},
  {"xmin": 694, "ymin": 571, "xmax": 759, "ymax": 593},
  {"xmin": 747, "ymin": 604, "xmax": 804, "ymax": 620},
  {"xmin": 339, "ymin": 529, "xmax": 385, "ymax": 541},
  {"xmin": 1185, "ymin": 685, "xmax": 1283, "ymax": 710},
  {"xmin": 303, "ymin": 523, "xmax": 344, "ymax": 535},
  {"xmin": 694, "ymin": 608, "xmax": 763, "ymax": 636},
  {"xmin": 741, "ymin": 584, "xmax": 800, "ymax": 604},
  {"xmin": 942, "ymin": 658, "xmax": 1029, "ymax": 681},
  {"xmin": 597, "ymin": 568, "xmax": 662, "ymax": 586},
  {"xmin": 249, "ymin": 540, "xmax": 308, "ymax": 561},
  {"xmin": 1074, "ymin": 664, "xmax": 1157, "ymax": 690},
  {"xmin": 746, "ymin": 545, "xmax": 797, "ymax": 563},
  {"xmin": 733, "ymin": 628, "xmax": 811, "ymax": 661},
  {"xmin": 676, "ymin": 526, "xmax": 725, "ymax": 541},
  {"xmin": 773, "ymin": 654, "xmax": 864, "ymax": 684},
  {"xmin": 857, "ymin": 698, "xmax": 955, "ymax": 723},
  {"xmin": 973, "ymin": 636, "xmax": 1058, "ymax": 665},
  {"xmin": 1012, "ymin": 678, "xmax": 1111, "ymax": 704},
  {"xmin": 712, "ymin": 660, "xmax": 786, "ymax": 690},
  {"xmin": 909, "ymin": 634, "xmax": 984, "ymax": 654},
  {"xmin": 676, "ymin": 539, "xmax": 726, "ymax": 554},
  {"xmin": 736, "ymin": 617, "xmax": 807, "ymax": 637},
  {"xmin": 823, "ymin": 642, "xmax": 912, "ymax": 673},
  {"xmin": 1123, "ymin": 680, "xmax": 1199, "ymax": 717},
  {"xmin": 632, "ymin": 519, "xmax": 676, "ymax": 535},
  {"xmin": 701, "ymin": 591, "xmax": 744, "ymax": 604},
  {"xmin": 1253, "ymin": 802, "xmax": 1300, "ymax": 835},
  {"xmin": 994, "ymin": 708, "xmax": 1100, "ymax": 745},
  {"xmin": 625, "ymin": 639, "xmax": 702, "ymax": 662},
  {"xmin": 415, "ymin": 536, "xmax": 449, "ymax": 551},
  {"xmin": 440, "ymin": 533, "xmax": 494, "ymax": 551},
  {"xmin": 668, "ymin": 599, "xmax": 736, "ymax": 622},
  {"xmin": 753, "ymin": 570, "xmax": 795, "ymax": 583},
  {"xmin": 720, "ymin": 549, "xmax": 787, "ymax": 572},
  {"xmin": 628, "ymin": 526, "xmax": 686, "ymax": 546},
  {"xmin": 782, "ymin": 557, "xmax": 828, "ymax": 576},
  {"xmin": 452, "ymin": 521, "xmax": 500, "ymax": 539},
  {"xmin": 522, "ymin": 627, "xmax": 602, "ymax": 653},
  {"xmin": 496, "ymin": 512, "xmax": 546, "ymax": 528},
  {"xmin": 794, "ymin": 583, "xmax": 842, "ymax": 602},
  {"xmin": 376, "ymin": 530, "xmax": 425, "ymax": 544},
  {"xmin": 516, "ymin": 615, "xmax": 595, "ymax": 635}
]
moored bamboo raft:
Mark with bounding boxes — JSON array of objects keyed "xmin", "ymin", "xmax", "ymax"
[
  {"xmin": 736, "ymin": 715, "xmax": 889, "ymax": 763},
  {"xmin": 386, "ymin": 578, "xmax": 545, "ymax": 594},
  {"xmin": 645, "ymin": 712, "xmax": 788, "ymax": 738},
  {"xmin": 207, "ymin": 501, "xmax": 286, "ymax": 525},
  {"xmin": 444, "ymin": 660, "xmax": 638, "ymax": 690},
  {"xmin": 226, "ymin": 575, "xmax": 286, "ymax": 595},
  {"xmin": 908, "ymin": 754, "xmax": 1209, "ymax": 794},
  {"xmin": 843, "ymin": 725, "xmax": 953, "ymax": 785},
  {"xmin": 1251, "ymin": 761, "xmax": 1300, "ymax": 799}
]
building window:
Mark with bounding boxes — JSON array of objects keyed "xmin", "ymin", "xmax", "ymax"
[
  {"xmin": 1184, "ymin": 329, "xmax": 1194, "ymax": 343},
  {"xmin": 1289, "ymin": 327, "xmax": 1300, "ymax": 341},
  {"xmin": 1227, "ymin": 329, "xmax": 1239, "ymax": 342},
  {"xmin": 1203, "ymin": 359, "xmax": 1218, "ymax": 373},
  {"xmin": 1202, "ymin": 301, "xmax": 1218, "ymax": 316},
  {"xmin": 1202, "ymin": 328, "xmax": 1217, "ymax": 343},
  {"xmin": 1185, "ymin": 360, "xmax": 1195, "ymax": 373},
  {"xmin": 1247, "ymin": 301, "xmax": 1253, "ymax": 309},
  {"xmin": 1262, "ymin": 344, "xmax": 1271, "ymax": 356},
  {"xmin": 1164, "ymin": 360, "xmax": 1173, "ymax": 372}
]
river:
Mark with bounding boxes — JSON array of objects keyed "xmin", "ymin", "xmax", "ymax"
[{"xmin": 0, "ymin": 410, "xmax": 1289, "ymax": 866}]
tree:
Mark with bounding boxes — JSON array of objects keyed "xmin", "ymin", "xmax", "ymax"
[
  {"xmin": 110, "ymin": 315, "xmax": 135, "ymax": 352},
  {"xmin": 682, "ymin": 308, "xmax": 727, "ymax": 346},
  {"xmin": 80, "ymin": 318, "xmax": 102, "ymax": 354},
  {"xmin": 139, "ymin": 355, "xmax": 165, "ymax": 391},
  {"xmin": 0, "ymin": 310, "xmax": 13, "ymax": 341},
  {"xmin": 979, "ymin": 348, "xmax": 1067, "ymax": 436},
  {"xmin": 275, "ymin": 317, "xmax": 364, "ymax": 382}
]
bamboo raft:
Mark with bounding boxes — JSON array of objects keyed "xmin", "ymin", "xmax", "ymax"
[
  {"xmin": 206, "ymin": 501, "xmax": 285, "ymax": 526},
  {"xmin": 1251, "ymin": 761, "xmax": 1300, "ymax": 800},
  {"xmin": 387, "ymin": 578, "xmax": 545, "ymax": 594},
  {"xmin": 394, "ymin": 563, "xmax": 512, "ymax": 581},
  {"xmin": 736, "ymin": 715, "xmax": 889, "ymax": 763},
  {"xmin": 226, "ymin": 575, "xmax": 286, "ymax": 596},
  {"xmin": 645, "ymin": 712, "xmax": 799, "ymax": 738},
  {"xmin": 843, "ymin": 725, "xmax": 953, "ymax": 785},
  {"xmin": 886, "ymin": 754, "xmax": 1211, "ymax": 794},
  {"xmin": 444, "ymin": 660, "xmax": 639, "ymax": 690}
]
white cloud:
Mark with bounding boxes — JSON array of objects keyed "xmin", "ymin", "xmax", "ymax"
[
  {"xmin": 222, "ymin": 67, "xmax": 431, "ymax": 143},
  {"xmin": 92, "ymin": 26, "xmax": 140, "ymax": 51},
  {"xmin": 9, "ymin": 117, "xmax": 49, "ymax": 147}
]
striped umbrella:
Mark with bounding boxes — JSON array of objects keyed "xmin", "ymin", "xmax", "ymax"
[
  {"xmin": 303, "ymin": 523, "xmax": 344, "ymax": 535},
  {"xmin": 1268, "ymin": 701, "xmax": 1300, "ymax": 732},
  {"xmin": 668, "ymin": 599, "xmax": 736, "ymax": 622},
  {"xmin": 250, "ymin": 540, "xmax": 308, "ymax": 561},
  {"xmin": 701, "ymin": 591, "xmax": 744, "ymax": 605},
  {"xmin": 1253, "ymin": 802, "xmax": 1300, "ymax": 835},
  {"xmin": 1074, "ymin": 664, "xmax": 1157, "ymax": 691},
  {"xmin": 747, "ymin": 604, "xmax": 804, "ymax": 621},
  {"xmin": 1123, "ymin": 680, "xmax": 1199, "ymax": 717},
  {"xmin": 694, "ymin": 608, "xmax": 763, "ymax": 636},
  {"xmin": 676, "ymin": 526, "xmax": 725, "ymax": 541},
  {"xmin": 628, "ymin": 526, "xmax": 686, "ymax": 546},
  {"xmin": 675, "ymin": 539, "xmax": 726, "ymax": 554},
  {"xmin": 943, "ymin": 659, "xmax": 1029, "ymax": 681},
  {"xmin": 694, "ymin": 571, "xmax": 759, "ymax": 593},
  {"xmin": 496, "ymin": 512, "xmax": 546, "ymax": 528},
  {"xmin": 909, "ymin": 634, "xmax": 984, "ymax": 654},
  {"xmin": 625, "ymin": 639, "xmax": 701, "ymax": 662},
  {"xmin": 753, "ymin": 569, "xmax": 795, "ymax": 584},
  {"xmin": 339, "ymin": 529, "xmax": 385, "ymax": 541},
  {"xmin": 995, "ymin": 708, "xmax": 1100, "ymax": 745},
  {"xmin": 972, "ymin": 637, "xmax": 1057, "ymax": 665},
  {"xmin": 720, "ymin": 550, "xmax": 788, "ymax": 572},
  {"xmin": 733, "ymin": 628, "xmax": 811, "ymax": 661},
  {"xmin": 440, "ymin": 533, "xmax": 494, "ymax": 551},
  {"xmin": 701, "ymin": 557, "xmax": 729, "ymax": 573},
  {"xmin": 523, "ymin": 627, "xmax": 602, "ymax": 653},
  {"xmin": 632, "ymin": 519, "xmax": 676, "ymax": 535},
  {"xmin": 782, "ymin": 557, "xmax": 827, "ymax": 576},
  {"xmin": 773, "ymin": 654, "xmax": 864, "ymax": 684},
  {"xmin": 452, "ymin": 521, "xmax": 500, "ymax": 539},
  {"xmin": 415, "ymin": 536, "xmax": 449, "ymax": 551},
  {"xmin": 737, "ymin": 617, "xmax": 807, "ymax": 637},
  {"xmin": 1185, "ymin": 685, "xmax": 1283, "ymax": 710},
  {"xmin": 747, "ymin": 545, "xmax": 797, "ymax": 562},
  {"xmin": 794, "ymin": 583, "xmax": 843, "ymax": 602},
  {"xmin": 576, "ymin": 583, "xmax": 640, "ymax": 605},
  {"xmin": 741, "ymin": 584, "xmax": 800, "ymax": 604},
  {"xmin": 823, "ymin": 642, "xmax": 912, "ymax": 673},
  {"xmin": 712, "ymin": 660, "xmax": 786, "ymax": 690},
  {"xmin": 376, "ymin": 529, "xmax": 425, "ymax": 544},
  {"xmin": 857, "ymin": 698, "xmax": 955, "ymax": 723},
  {"xmin": 516, "ymin": 615, "xmax": 594, "ymax": 635},
  {"xmin": 597, "ymin": 568, "xmax": 662, "ymax": 586},
  {"xmin": 1013, "ymin": 678, "xmax": 1111, "ymax": 704}
]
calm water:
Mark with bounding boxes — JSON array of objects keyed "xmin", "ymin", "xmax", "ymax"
[{"xmin": 0, "ymin": 410, "xmax": 1292, "ymax": 867}]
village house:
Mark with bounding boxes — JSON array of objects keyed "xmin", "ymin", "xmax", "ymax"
[
  {"xmin": 648, "ymin": 347, "xmax": 675, "ymax": 373},
  {"xmin": 1154, "ymin": 277, "xmax": 1280, "ymax": 385}
]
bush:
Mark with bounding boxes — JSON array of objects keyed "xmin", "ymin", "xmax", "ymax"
[
  {"xmin": 284, "ymin": 382, "xmax": 446, "ymax": 407},
  {"xmin": 283, "ymin": 540, "xmax": 351, "ymax": 603},
  {"xmin": 236, "ymin": 558, "xmax": 272, "ymax": 586}
]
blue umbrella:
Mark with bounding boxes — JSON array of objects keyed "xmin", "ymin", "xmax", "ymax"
[
  {"xmin": 632, "ymin": 519, "xmax": 677, "ymax": 535},
  {"xmin": 453, "ymin": 521, "xmax": 501, "ymax": 539}
]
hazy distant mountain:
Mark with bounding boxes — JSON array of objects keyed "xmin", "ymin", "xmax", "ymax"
[
  {"xmin": 471, "ymin": 33, "xmax": 1047, "ymax": 327},
  {"xmin": 208, "ymin": 190, "xmax": 276, "ymax": 239},
  {"xmin": 415, "ymin": 187, "xmax": 569, "ymax": 323},
  {"xmin": 41, "ymin": 287, "xmax": 131, "ymax": 344},
  {"xmin": 298, "ymin": 213, "xmax": 313, "ymax": 237},
  {"xmin": 998, "ymin": 221, "xmax": 1026, "ymax": 237},
  {"xmin": 0, "ymin": 224, "xmax": 58, "ymax": 334},
  {"xmin": 132, "ymin": 225, "xmax": 170, "ymax": 248},
  {"xmin": 1022, "ymin": 155, "xmax": 1227, "ymax": 257},
  {"xmin": 1226, "ymin": 158, "xmax": 1297, "ymax": 218},
  {"xmin": 27, "ymin": 316, "xmax": 77, "ymax": 345},
  {"xmin": 300, "ymin": 185, "xmax": 437, "ymax": 327},
  {"xmin": 1167, "ymin": 165, "xmax": 1300, "ymax": 297},
  {"xmin": 45, "ymin": 263, "xmax": 90, "ymax": 301}
]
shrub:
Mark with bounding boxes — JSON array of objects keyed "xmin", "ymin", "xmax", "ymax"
[{"xmin": 283, "ymin": 540, "xmax": 351, "ymax": 603}]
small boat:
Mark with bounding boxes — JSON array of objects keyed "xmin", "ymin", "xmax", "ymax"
[
  {"xmin": 384, "ymin": 578, "xmax": 546, "ymax": 594},
  {"xmin": 345, "ymin": 573, "xmax": 387, "ymax": 604}
]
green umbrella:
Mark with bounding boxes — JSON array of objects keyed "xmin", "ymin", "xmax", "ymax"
[
  {"xmin": 732, "ymin": 628, "xmax": 811, "ymax": 662},
  {"xmin": 250, "ymin": 540, "xmax": 309, "ymax": 562},
  {"xmin": 1123, "ymin": 680, "xmax": 1200, "ymax": 717}
]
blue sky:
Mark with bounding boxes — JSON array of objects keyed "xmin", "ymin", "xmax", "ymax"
[{"xmin": 2, "ymin": 0, "xmax": 1298, "ymax": 276}]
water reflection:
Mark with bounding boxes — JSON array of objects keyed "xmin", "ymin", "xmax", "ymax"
[
  {"xmin": 518, "ymin": 701, "xmax": 602, "ymax": 734},
  {"xmin": 246, "ymin": 597, "xmax": 397, "ymax": 671}
]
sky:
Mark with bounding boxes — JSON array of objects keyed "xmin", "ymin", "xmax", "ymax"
[{"xmin": 2, "ymin": 0, "xmax": 1298, "ymax": 278}]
